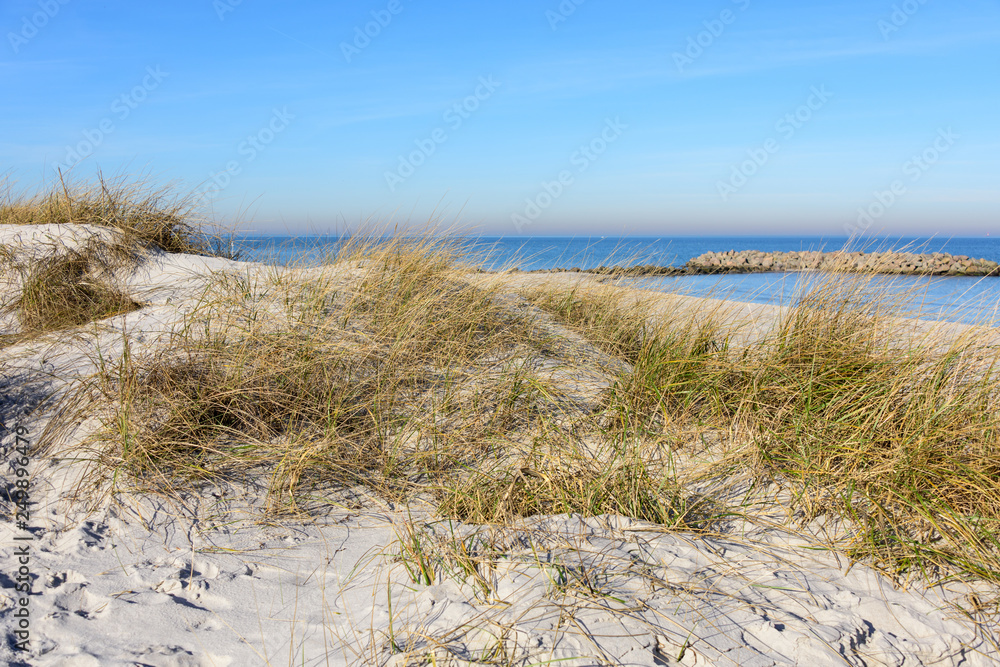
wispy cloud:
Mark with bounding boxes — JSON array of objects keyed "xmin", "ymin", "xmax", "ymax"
[{"xmin": 495, "ymin": 27, "xmax": 1000, "ymax": 98}]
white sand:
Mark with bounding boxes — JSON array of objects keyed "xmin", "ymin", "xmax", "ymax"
[{"xmin": 2, "ymin": 225, "xmax": 997, "ymax": 666}]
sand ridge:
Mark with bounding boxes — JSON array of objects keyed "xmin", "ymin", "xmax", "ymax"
[{"xmin": 2, "ymin": 224, "xmax": 998, "ymax": 666}]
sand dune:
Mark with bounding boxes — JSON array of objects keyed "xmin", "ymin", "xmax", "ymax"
[{"xmin": 2, "ymin": 225, "xmax": 997, "ymax": 666}]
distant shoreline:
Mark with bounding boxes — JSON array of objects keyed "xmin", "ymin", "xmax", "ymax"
[
  {"xmin": 233, "ymin": 236, "xmax": 1000, "ymax": 273},
  {"xmin": 503, "ymin": 249, "xmax": 1000, "ymax": 278}
]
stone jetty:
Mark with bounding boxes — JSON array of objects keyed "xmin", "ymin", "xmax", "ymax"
[
  {"xmin": 684, "ymin": 250, "xmax": 999, "ymax": 276},
  {"xmin": 508, "ymin": 250, "xmax": 999, "ymax": 277}
]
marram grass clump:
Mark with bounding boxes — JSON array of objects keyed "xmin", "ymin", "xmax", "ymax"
[
  {"xmin": 439, "ymin": 455, "xmax": 704, "ymax": 528},
  {"xmin": 2, "ymin": 244, "xmax": 141, "ymax": 340},
  {"xmin": 523, "ymin": 284, "xmax": 734, "ymax": 430},
  {"xmin": 739, "ymin": 278, "xmax": 1000, "ymax": 579},
  {"xmin": 1, "ymin": 171, "xmax": 240, "ymax": 344},
  {"xmin": 1, "ymin": 170, "xmax": 236, "ymax": 257},
  {"xmin": 45, "ymin": 235, "xmax": 1000, "ymax": 594},
  {"xmin": 527, "ymin": 271, "xmax": 1000, "ymax": 585},
  {"xmin": 78, "ymin": 237, "xmax": 554, "ymax": 513}
]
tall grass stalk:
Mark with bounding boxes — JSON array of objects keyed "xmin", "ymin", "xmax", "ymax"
[
  {"xmin": 2, "ymin": 243, "xmax": 141, "ymax": 341},
  {"xmin": 76, "ymin": 236, "xmax": 551, "ymax": 514},
  {"xmin": 1, "ymin": 169, "xmax": 236, "ymax": 257},
  {"xmin": 528, "ymin": 271, "xmax": 1000, "ymax": 586},
  {"xmin": 51, "ymin": 233, "xmax": 1000, "ymax": 592}
]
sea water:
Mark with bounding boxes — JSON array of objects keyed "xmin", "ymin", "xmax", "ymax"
[{"xmin": 231, "ymin": 235, "xmax": 1000, "ymax": 326}]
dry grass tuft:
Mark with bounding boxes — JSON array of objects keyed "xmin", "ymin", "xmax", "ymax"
[
  {"xmin": 39, "ymin": 234, "xmax": 1000, "ymax": 592},
  {"xmin": 440, "ymin": 454, "xmax": 701, "ymax": 528},
  {"xmin": 76, "ymin": 236, "xmax": 554, "ymax": 514},
  {"xmin": 2, "ymin": 241, "xmax": 142, "ymax": 341},
  {"xmin": 523, "ymin": 284, "xmax": 733, "ymax": 432},
  {"xmin": 1, "ymin": 170, "xmax": 237, "ymax": 257},
  {"xmin": 736, "ymin": 275, "xmax": 1000, "ymax": 580},
  {"xmin": 528, "ymin": 269, "xmax": 1000, "ymax": 585}
]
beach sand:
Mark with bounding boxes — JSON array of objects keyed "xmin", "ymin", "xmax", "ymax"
[{"xmin": 2, "ymin": 225, "xmax": 997, "ymax": 666}]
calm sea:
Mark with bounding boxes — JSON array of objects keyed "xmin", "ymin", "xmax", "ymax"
[{"xmin": 231, "ymin": 235, "xmax": 1000, "ymax": 325}]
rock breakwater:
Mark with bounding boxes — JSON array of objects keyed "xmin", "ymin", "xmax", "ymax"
[
  {"xmin": 504, "ymin": 250, "xmax": 998, "ymax": 277},
  {"xmin": 685, "ymin": 250, "xmax": 999, "ymax": 276}
]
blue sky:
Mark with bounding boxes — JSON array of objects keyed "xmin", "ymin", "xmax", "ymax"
[{"xmin": 2, "ymin": 0, "xmax": 998, "ymax": 236}]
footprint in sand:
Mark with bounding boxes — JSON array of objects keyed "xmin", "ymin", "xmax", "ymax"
[
  {"xmin": 150, "ymin": 557, "xmax": 230, "ymax": 611},
  {"xmin": 130, "ymin": 644, "xmax": 232, "ymax": 667},
  {"xmin": 171, "ymin": 556, "xmax": 220, "ymax": 581},
  {"xmin": 51, "ymin": 588, "xmax": 112, "ymax": 620},
  {"xmin": 50, "ymin": 521, "xmax": 111, "ymax": 556},
  {"xmin": 43, "ymin": 570, "xmax": 112, "ymax": 620},
  {"xmin": 79, "ymin": 520, "xmax": 109, "ymax": 548},
  {"xmin": 653, "ymin": 633, "xmax": 703, "ymax": 666},
  {"xmin": 32, "ymin": 654, "xmax": 102, "ymax": 667},
  {"xmin": 45, "ymin": 569, "xmax": 87, "ymax": 589}
]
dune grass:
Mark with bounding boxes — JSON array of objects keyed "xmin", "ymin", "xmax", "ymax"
[
  {"xmin": 0, "ymin": 170, "xmax": 237, "ymax": 257},
  {"xmin": 1, "ymin": 172, "xmax": 242, "ymax": 346},
  {"xmin": 523, "ymin": 284, "xmax": 734, "ymax": 431},
  {"xmin": 66, "ymin": 236, "xmax": 716, "ymax": 544},
  {"xmin": 78, "ymin": 237, "xmax": 541, "ymax": 508},
  {"xmin": 525, "ymin": 272, "xmax": 1000, "ymax": 588},
  {"xmin": 439, "ymin": 448, "xmax": 698, "ymax": 527},
  {"xmin": 17, "ymin": 250, "xmax": 141, "ymax": 332},
  {"xmin": 1, "ymin": 241, "xmax": 142, "ymax": 343},
  {"xmin": 39, "ymin": 233, "xmax": 998, "ymax": 598}
]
